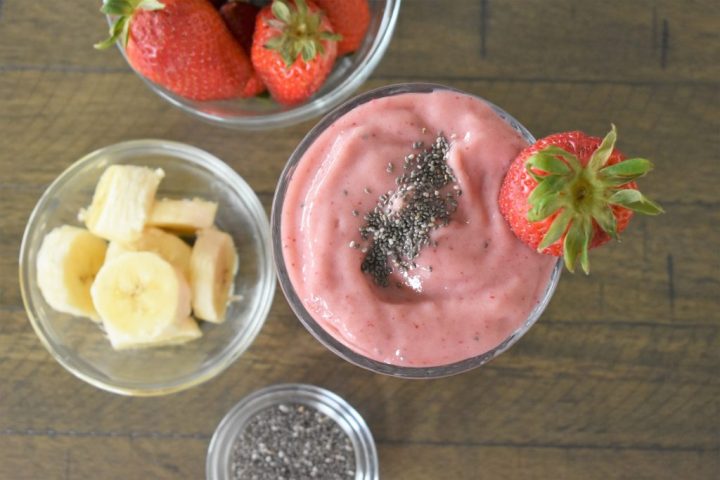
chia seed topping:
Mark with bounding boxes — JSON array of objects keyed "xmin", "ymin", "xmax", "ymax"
[
  {"xmin": 357, "ymin": 135, "xmax": 460, "ymax": 287},
  {"xmin": 230, "ymin": 403, "xmax": 355, "ymax": 480}
]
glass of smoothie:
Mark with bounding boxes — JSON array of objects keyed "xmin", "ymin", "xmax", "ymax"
[{"xmin": 272, "ymin": 83, "xmax": 562, "ymax": 378}]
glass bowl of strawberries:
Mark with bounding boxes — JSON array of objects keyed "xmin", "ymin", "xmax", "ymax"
[{"xmin": 96, "ymin": 0, "xmax": 401, "ymax": 129}]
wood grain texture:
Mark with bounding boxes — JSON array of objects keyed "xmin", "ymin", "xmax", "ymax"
[
  {"xmin": 1, "ymin": 0, "xmax": 719, "ymax": 479},
  {"xmin": 3, "ymin": 436, "xmax": 717, "ymax": 480}
]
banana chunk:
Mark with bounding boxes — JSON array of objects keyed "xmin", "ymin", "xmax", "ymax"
[
  {"xmin": 36, "ymin": 225, "xmax": 107, "ymax": 321},
  {"xmin": 147, "ymin": 198, "xmax": 218, "ymax": 233},
  {"xmin": 109, "ymin": 316, "xmax": 202, "ymax": 351},
  {"xmin": 91, "ymin": 252, "xmax": 193, "ymax": 350},
  {"xmin": 81, "ymin": 165, "xmax": 164, "ymax": 243},
  {"xmin": 190, "ymin": 229, "xmax": 238, "ymax": 323},
  {"xmin": 106, "ymin": 228, "xmax": 192, "ymax": 280}
]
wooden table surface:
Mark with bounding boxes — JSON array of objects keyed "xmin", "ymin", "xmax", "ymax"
[{"xmin": 1, "ymin": 1, "xmax": 718, "ymax": 478}]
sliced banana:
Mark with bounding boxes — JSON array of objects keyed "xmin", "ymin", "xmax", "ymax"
[
  {"xmin": 147, "ymin": 197, "xmax": 218, "ymax": 233},
  {"xmin": 190, "ymin": 228, "xmax": 238, "ymax": 323},
  {"xmin": 90, "ymin": 251, "xmax": 192, "ymax": 350},
  {"xmin": 109, "ymin": 316, "xmax": 202, "ymax": 350},
  {"xmin": 36, "ymin": 225, "xmax": 107, "ymax": 321},
  {"xmin": 80, "ymin": 165, "xmax": 164, "ymax": 243},
  {"xmin": 106, "ymin": 228, "xmax": 192, "ymax": 280}
]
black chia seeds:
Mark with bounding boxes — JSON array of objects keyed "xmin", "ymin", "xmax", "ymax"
[
  {"xmin": 357, "ymin": 135, "xmax": 460, "ymax": 287},
  {"xmin": 230, "ymin": 403, "xmax": 356, "ymax": 480}
]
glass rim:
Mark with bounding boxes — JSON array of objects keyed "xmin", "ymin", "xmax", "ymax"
[
  {"xmin": 19, "ymin": 139, "xmax": 276, "ymax": 396},
  {"xmin": 110, "ymin": 0, "xmax": 402, "ymax": 130},
  {"xmin": 206, "ymin": 383, "xmax": 378, "ymax": 480},
  {"xmin": 271, "ymin": 82, "xmax": 563, "ymax": 379}
]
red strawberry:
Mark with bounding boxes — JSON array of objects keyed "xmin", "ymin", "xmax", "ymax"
[
  {"xmin": 313, "ymin": 0, "xmax": 370, "ymax": 55},
  {"xmin": 240, "ymin": 71, "xmax": 267, "ymax": 97},
  {"xmin": 498, "ymin": 125, "xmax": 663, "ymax": 273},
  {"xmin": 95, "ymin": 0, "xmax": 253, "ymax": 101},
  {"xmin": 220, "ymin": 1, "xmax": 260, "ymax": 53},
  {"xmin": 251, "ymin": 0, "xmax": 339, "ymax": 106}
]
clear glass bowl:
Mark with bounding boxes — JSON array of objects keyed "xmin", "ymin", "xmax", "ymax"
[
  {"xmin": 19, "ymin": 140, "xmax": 275, "ymax": 396},
  {"xmin": 111, "ymin": 0, "xmax": 402, "ymax": 130},
  {"xmin": 271, "ymin": 83, "xmax": 562, "ymax": 379},
  {"xmin": 207, "ymin": 383, "xmax": 378, "ymax": 480}
]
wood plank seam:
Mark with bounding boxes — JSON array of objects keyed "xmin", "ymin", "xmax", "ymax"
[
  {"xmin": 0, "ymin": 428, "xmax": 211, "ymax": 440},
  {"xmin": 1, "ymin": 66, "xmax": 719, "ymax": 88},
  {"xmin": 666, "ymin": 253, "xmax": 676, "ymax": 317},
  {"xmin": 0, "ymin": 429, "xmax": 716, "ymax": 454},
  {"xmin": 375, "ymin": 438, "xmax": 718, "ymax": 453},
  {"xmin": 661, "ymin": 19, "xmax": 670, "ymax": 69},
  {"xmin": 479, "ymin": 0, "xmax": 488, "ymax": 58}
]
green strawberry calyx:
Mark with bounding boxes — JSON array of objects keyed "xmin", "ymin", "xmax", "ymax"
[
  {"xmin": 94, "ymin": 0, "xmax": 165, "ymax": 50},
  {"xmin": 264, "ymin": 0, "xmax": 341, "ymax": 68},
  {"xmin": 525, "ymin": 125, "xmax": 664, "ymax": 274}
]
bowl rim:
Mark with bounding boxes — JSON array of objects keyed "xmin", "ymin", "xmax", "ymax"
[
  {"xmin": 206, "ymin": 383, "xmax": 378, "ymax": 480},
  {"xmin": 271, "ymin": 82, "xmax": 562, "ymax": 379},
  {"xmin": 19, "ymin": 139, "xmax": 276, "ymax": 396},
  {"xmin": 112, "ymin": 0, "xmax": 403, "ymax": 130}
]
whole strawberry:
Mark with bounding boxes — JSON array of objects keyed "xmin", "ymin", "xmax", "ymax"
[
  {"xmin": 251, "ymin": 0, "xmax": 339, "ymax": 106},
  {"xmin": 313, "ymin": 0, "xmax": 370, "ymax": 55},
  {"xmin": 220, "ymin": 1, "xmax": 260, "ymax": 53},
  {"xmin": 95, "ymin": 0, "xmax": 253, "ymax": 101},
  {"xmin": 498, "ymin": 125, "xmax": 663, "ymax": 273}
]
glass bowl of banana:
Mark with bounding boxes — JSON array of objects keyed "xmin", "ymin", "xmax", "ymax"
[{"xmin": 19, "ymin": 140, "xmax": 275, "ymax": 396}]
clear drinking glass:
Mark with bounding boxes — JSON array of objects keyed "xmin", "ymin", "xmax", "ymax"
[{"xmin": 271, "ymin": 83, "xmax": 562, "ymax": 379}]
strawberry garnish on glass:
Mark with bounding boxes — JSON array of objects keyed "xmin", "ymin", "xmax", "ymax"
[
  {"xmin": 94, "ymin": 0, "xmax": 254, "ymax": 101},
  {"xmin": 499, "ymin": 125, "xmax": 663, "ymax": 273},
  {"xmin": 251, "ymin": 0, "xmax": 340, "ymax": 106}
]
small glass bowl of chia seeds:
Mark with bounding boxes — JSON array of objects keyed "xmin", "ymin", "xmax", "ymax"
[{"xmin": 207, "ymin": 383, "xmax": 378, "ymax": 480}]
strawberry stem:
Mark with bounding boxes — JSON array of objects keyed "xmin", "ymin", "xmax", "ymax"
[
  {"xmin": 94, "ymin": 0, "xmax": 165, "ymax": 50},
  {"xmin": 525, "ymin": 126, "xmax": 663, "ymax": 273},
  {"xmin": 264, "ymin": 0, "xmax": 341, "ymax": 68}
]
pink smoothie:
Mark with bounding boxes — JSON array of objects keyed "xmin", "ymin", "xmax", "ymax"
[{"xmin": 281, "ymin": 89, "xmax": 557, "ymax": 367}]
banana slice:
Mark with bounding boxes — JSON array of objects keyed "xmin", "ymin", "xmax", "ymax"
[
  {"xmin": 147, "ymin": 197, "xmax": 218, "ymax": 233},
  {"xmin": 80, "ymin": 165, "xmax": 164, "ymax": 243},
  {"xmin": 109, "ymin": 316, "xmax": 202, "ymax": 350},
  {"xmin": 190, "ymin": 229, "xmax": 238, "ymax": 323},
  {"xmin": 106, "ymin": 228, "xmax": 192, "ymax": 280},
  {"xmin": 36, "ymin": 225, "xmax": 107, "ymax": 321},
  {"xmin": 91, "ymin": 251, "xmax": 192, "ymax": 350}
]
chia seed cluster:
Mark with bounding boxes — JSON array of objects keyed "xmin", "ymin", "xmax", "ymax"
[
  {"xmin": 356, "ymin": 135, "xmax": 460, "ymax": 287},
  {"xmin": 230, "ymin": 403, "xmax": 355, "ymax": 480}
]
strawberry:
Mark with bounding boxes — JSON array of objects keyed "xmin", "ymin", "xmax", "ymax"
[
  {"xmin": 95, "ymin": 0, "xmax": 253, "ymax": 101},
  {"xmin": 251, "ymin": 0, "xmax": 340, "ymax": 106},
  {"xmin": 240, "ymin": 71, "xmax": 267, "ymax": 97},
  {"xmin": 313, "ymin": 0, "xmax": 370, "ymax": 55},
  {"xmin": 220, "ymin": 1, "xmax": 260, "ymax": 53},
  {"xmin": 219, "ymin": 1, "xmax": 268, "ymax": 97},
  {"xmin": 498, "ymin": 125, "xmax": 663, "ymax": 273}
]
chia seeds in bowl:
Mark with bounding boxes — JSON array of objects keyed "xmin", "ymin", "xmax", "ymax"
[{"xmin": 207, "ymin": 384, "xmax": 378, "ymax": 480}]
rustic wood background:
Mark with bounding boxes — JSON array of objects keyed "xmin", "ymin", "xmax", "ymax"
[{"xmin": 1, "ymin": 0, "xmax": 718, "ymax": 478}]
